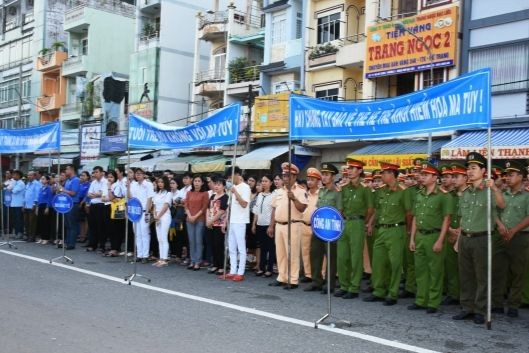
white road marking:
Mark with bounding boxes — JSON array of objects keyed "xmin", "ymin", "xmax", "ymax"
[{"xmin": 0, "ymin": 249, "xmax": 440, "ymax": 353}]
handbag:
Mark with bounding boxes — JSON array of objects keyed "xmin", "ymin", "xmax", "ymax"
[{"xmin": 111, "ymin": 198, "xmax": 126, "ymax": 220}]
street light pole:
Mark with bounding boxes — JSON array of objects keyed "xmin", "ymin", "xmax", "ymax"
[{"xmin": 394, "ymin": 21, "xmax": 434, "ymax": 159}]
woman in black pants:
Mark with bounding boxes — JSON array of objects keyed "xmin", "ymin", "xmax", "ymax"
[
  {"xmin": 206, "ymin": 176, "xmax": 228, "ymax": 275},
  {"xmin": 251, "ymin": 175, "xmax": 276, "ymax": 277},
  {"xmin": 36, "ymin": 175, "xmax": 53, "ymax": 245},
  {"xmin": 104, "ymin": 171, "xmax": 126, "ymax": 256}
]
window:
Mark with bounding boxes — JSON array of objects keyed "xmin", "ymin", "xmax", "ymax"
[
  {"xmin": 0, "ymin": 118, "xmax": 15, "ymax": 129},
  {"xmin": 81, "ymin": 38, "xmax": 88, "ymax": 55},
  {"xmin": 272, "ymin": 12, "xmax": 287, "ymax": 44},
  {"xmin": 421, "ymin": 0, "xmax": 451, "ymax": 10},
  {"xmin": 398, "ymin": 0, "xmax": 418, "ymax": 18},
  {"xmin": 316, "ymin": 87, "xmax": 339, "ymax": 101},
  {"xmin": 212, "ymin": 46, "xmax": 226, "ymax": 80},
  {"xmin": 317, "ymin": 13, "xmax": 341, "ymax": 44},
  {"xmin": 273, "ymin": 80, "xmax": 300, "ymax": 93},
  {"xmin": 296, "ymin": 12, "xmax": 302, "ymax": 39},
  {"xmin": 469, "ymin": 42, "xmax": 529, "ymax": 93},
  {"xmin": 422, "ymin": 68, "xmax": 445, "ymax": 88}
]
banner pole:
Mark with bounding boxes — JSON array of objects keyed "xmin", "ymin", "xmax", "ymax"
[
  {"xmin": 124, "ymin": 147, "xmax": 130, "ymax": 263},
  {"xmin": 221, "ymin": 140, "xmax": 238, "ymax": 280},
  {"xmin": 56, "ymin": 146, "xmax": 60, "ymax": 247},
  {"xmin": 287, "ymin": 138, "xmax": 292, "ymax": 288},
  {"xmin": 486, "ymin": 127, "xmax": 492, "ymax": 330}
]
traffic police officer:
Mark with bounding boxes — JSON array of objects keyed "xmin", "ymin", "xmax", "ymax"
[
  {"xmin": 300, "ymin": 167, "xmax": 322, "ymax": 283},
  {"xmin": 364, "ymin": 162, "xmax": 412, "ymax": 305},
  {"xmin": 268, "ymin": 162, "xmax": 308, "ymax": 289},
  {"xmin": 335, "ymin": 158, "xmax": 374, "ymax": 299},
  {"xmin": 408, "ymin": 162, "xmax": 451, "ymax": 313},
  {"xmin": 304, "ymin": 163, "xmax": 341, "ymax": 293},
  {"xmin": 492, "ymin": 160, "xmax": 529, "ymax": 318}
]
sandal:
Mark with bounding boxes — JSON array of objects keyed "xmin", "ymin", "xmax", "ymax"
[
  {"xmin": 264, "ymin": 272, "xmax": 273, "ymax": 278},
  {"xmin": 156, "ymin": 261, "xmax": 168, "ymax": 268},
  {"xmin": 86, "ymin": 247, "xmax": 95, "ymax": 252},
  {"xmin": 208, "ymin": 267, "xmax": 218, "ymax": 274},
  {"xmin": 215, "ymin": 269, "xmax": 224, "ymax": 275},
  {"xmin": 255, "ymin": 271, "xmax": 264, "ymax": 277}
]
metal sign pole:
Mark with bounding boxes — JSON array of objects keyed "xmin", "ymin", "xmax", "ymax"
[
  {"xmin": 287, "ymin": 139, "xmax": 292, "ymax": 288},
  {"xmin": 486, "ymin": 127, "xmax": 492, "ymax": 330},
  {"xmin": 124, "ymin": 147, "xmax": 130, "ymax": 262},
  {"xmin": 221, "ymin": 141, "xmax": 238, "ymax": 279},
  {"xmin": 50, "ymin": 196, "xmax": 73, "ymax": 264}
]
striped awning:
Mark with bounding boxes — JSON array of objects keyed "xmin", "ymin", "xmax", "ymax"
[{"xmin": 440, "ymin": 129, "xmax": 529, "ymax": 160}]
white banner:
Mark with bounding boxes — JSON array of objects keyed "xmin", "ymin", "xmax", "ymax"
[{"xmin": 80, "ymin": 123, "xmax": 101, "ymax": 164}]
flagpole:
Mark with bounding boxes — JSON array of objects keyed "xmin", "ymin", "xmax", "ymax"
[{"xmin": 486, "ymin": 126, "xmax": 492, "ymax": 330}]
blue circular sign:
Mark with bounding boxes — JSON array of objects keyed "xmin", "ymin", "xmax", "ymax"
[
  {"xmin": 311, "ymin": 206, "xmax": 344, "ymax": 242},
  {"xmin": 52, "ymin": 194, "xmax": 73, "ymax": 214},
  {"xmin": 127, "ymin": 197, "xmax": 143, "ymax": 223}
]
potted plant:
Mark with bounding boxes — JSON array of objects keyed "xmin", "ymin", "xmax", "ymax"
[
  {"xmin": 228, "ymin": 57, "xmax": 252, "ymax": 83},
  {"xmin": 142, "ymin": 22, "xmax": 156, "ymax": 38},
  {"xmin": 308, "ymin": 43, "xmax": 339, "ymax": 60},
  {"xmin": 50, "ymin": 41, "xmax": 66, "ymax": 52}
]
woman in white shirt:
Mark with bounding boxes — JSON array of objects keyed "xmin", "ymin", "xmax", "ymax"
[
  {"xmin": 251, "ymin": 174, "xmax": 276, "ymax": 277},
  {"xmin": 152, "ymin": 176, "xmax": 172, "ymax": 267}
]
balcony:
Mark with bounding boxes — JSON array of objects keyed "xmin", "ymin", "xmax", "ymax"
[
  {"xmin": 139, "ymin": 0, "xmax": 160, "ymax": 12},
  {"xmin": 36, "ymin": 51, "xmax": 68, "ymax": 72},
  {"xmin": 36, "ymin": 94, "xmax": 65, "ymax": 112},
  {"xmin": 335, "ymin": 34, "xmax": 366, "ymax": 69},
  {"xmin": 65, "ymin": 0, "xmax": 134, "ymax": 31},
  {"xmin": 61, "ymin": 103, "xmax": 83, "ymax": 122},
  {"xmin": 194, "ymin": 69, "xmax": 225, "ymax": 97},
  {"xmin": 138, "ymin": 31, "xmax": 160, "ymax": 51},
  {"xmin": 62, "ymin": 55, "xmax": 88, "ymax": 77},
  {"xmin": 226, "ymin": 65, "xmax": 260, "ymax": 97},
  {"xmin": 198, "ymin": 11, "xmax": 228, "ymax": 41}
]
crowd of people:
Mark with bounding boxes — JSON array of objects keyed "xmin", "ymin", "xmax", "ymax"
[{"xmin": 2, "ymin": 151, "xmax": 529, "ymax": 325}]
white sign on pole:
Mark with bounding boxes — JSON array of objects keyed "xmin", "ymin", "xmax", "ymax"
[{"xmin": 80, "ymin": 123, "xmax": 101, "ymax": 165}]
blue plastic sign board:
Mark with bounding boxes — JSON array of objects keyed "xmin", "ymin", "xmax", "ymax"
[
  {"xmin": 311, "ymin": 206, "xmax": 344, "ymax": 242},
  {"xmin": 127, "ymin": 197, "xmax": 143, "ymax": 223},
  {"xmin": 52, "ymin": 194, "xmax": 73, "ymax": 214}
]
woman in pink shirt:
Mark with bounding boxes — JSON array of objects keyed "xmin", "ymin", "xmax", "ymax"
[{"xmin": 184, "ymin": 175, "xmax": 209, "ymax": 270}]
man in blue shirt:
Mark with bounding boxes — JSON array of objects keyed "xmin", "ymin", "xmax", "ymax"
[
  {"xmin": 8, "ymin": 170, "xmax": 25, "ymax": 239},
  {"xmin": 23, "ymin": 171, "xmax": 40, "ymax": 242},
  {"xmin": 3, "ymin": 170, "xmax": 14, "ymax": 234},
  {"xmin": 61, "ymin": 164, "xmax": 81, "ymax": 250}
]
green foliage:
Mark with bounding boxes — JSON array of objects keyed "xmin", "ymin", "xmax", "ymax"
[{"xmin": 308, "ymin": 43, "xmax": 339, "ymax": 60}]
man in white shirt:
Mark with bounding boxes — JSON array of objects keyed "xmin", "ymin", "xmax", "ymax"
[
  {"xmin": 129, "ymin": 168, "xmax": 154, "ymax": 262},
  {"xmin": 224, "ymin": 167, "xmax": 251, "ymax": 281},
  {"xmin": 86, "ymin": 166, "xmax": 108, "ymax": 251}
]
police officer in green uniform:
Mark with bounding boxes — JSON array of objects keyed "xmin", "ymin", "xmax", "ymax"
[
  {"xmin": 401, "ymin": 163, "xmax": 423, "ymax": 299},
  {"xmin": 443, "ymin": 162, "xmax": 468, "ymax": 305},
  {"xmin": 335, "ymin": 158, "xmax": 374, "ymax": 299},
  {"xmin": 408, "ymin": 162, "xmax": 451, "ymax": 313},
  {"xmin": 453, "ymin": 152, "xmax": 503, "ymax": 325},
  {"xmin": 304, "ymin": 163, "xmax": 342, "ymax": 293},
  {"xmin": 492, "ymin": 160, "xmax": 529, "ymax": 318},
  {"xmin": 364, "ymin": 162, "xmax": 412, "ymax": 305}
]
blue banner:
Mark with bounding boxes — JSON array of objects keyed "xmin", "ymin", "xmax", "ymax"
[
  {"xmin": 0, "ymin": 122, "xmax": 60, "ymax": 153},
  {"xmin": 290, "ymin": 69, "xmax": 491, "ymax": 140},
  {"xmin": 128, "ymin": 103, "xmax": 241, "ymax": 149}
]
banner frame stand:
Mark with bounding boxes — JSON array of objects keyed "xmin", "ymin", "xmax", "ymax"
[
  {"xmin": 315, "ymin": 240, "xmax": 352, "ymax": 329},
  {"xmin": 124, "ymin": 146, "xmax": 151, "ymax": 285}
]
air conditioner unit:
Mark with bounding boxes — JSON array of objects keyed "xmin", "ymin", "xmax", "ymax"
[{"xmin": 8, "ymin": 6, "xmax": 17, "ymax": 16}]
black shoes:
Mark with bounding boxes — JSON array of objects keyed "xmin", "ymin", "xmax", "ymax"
[
  {"xmin": 333, "ymin": 289, "xmax": 347, "ymax": 297},
  {"xmin": 473, "ymin": 314, "xmax": 485, "ymax": 324},
  {"xmin": 363, "ymin": 295, "xmax": 385, "ymax": 302},
  {"xmin": 426, "ymin": 308, "xmax": 437, "ymax": 314},
  {"xmin": 283, "ymin": 284, "xmax": 298, "ymax": 290},
  {"xmin": 398, "ymin": 290, "xmax": 415, "ymax": 299},
  {"xmin": 491, "ymin": 307, "xmax": 504, "ymax": 314},
  {"xmin": 342, "ymin": 292, "xmax": 359, "ymax": 299},
  {"xmin": 268, "ymin": 280, "xmax": 285, "ymax": 287},
  {"xmin": 303, "ymin": 285, "xmax": 322, "ymax": 292},
  {"xmin": 383, "ymin": 299, "xmax": 397, "ymax": 306},
  {"xmin": 299, "ymin": 276, "xmax": 312, "ymax": 283},
  {"xmin": 442, "ymin": 296, "xmax": 460, "ymax": 305},
  {"xmin": 452, "ymin": 311, "xmax": 473, "ymax": 320},
  {"xmin": 407, "ymin": 303, "xmax": 426, "ymax": 310}
]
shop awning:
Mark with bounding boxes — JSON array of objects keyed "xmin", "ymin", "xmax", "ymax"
[
  {"xmin": 81, "ymin": 158, "xmax": 111, "ymax": 171},
  {"xmin": 117, "ymin": 151, "xmax": 157, "ymax": 164},
  {"xmin": 440, "ymin": 129, "xmax": 529, "ymax": 160},
  {"xmin": 32, "ymin": 156, "xmax": 52, "ymax": 168},
  {"xmin": 347, "ymin": 139, "xmax": 450, "ymax": 169},
  {"xmin": 236, "ymin": 145, "xmax": 289, "ymax": 170},
  {"xmin": 155, "ymin": 154, "xmax": 228, "ymax": 173},
  {"xmin": 129, "ymin": 155, "xmax": 174, "ymax": 172}
]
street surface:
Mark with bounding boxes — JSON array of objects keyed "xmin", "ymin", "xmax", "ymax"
[{"xmin": 1, "ymin": 242, "xmax": 528, "ymax": 353}]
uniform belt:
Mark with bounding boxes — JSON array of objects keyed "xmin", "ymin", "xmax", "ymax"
[
  {"xmin": 418, "ymin": 228, "xmax": 441, "ymax": 235},
  {"xmin": 345, "ymin": 215, "xmax": 365, "ymax": 221},
  {"xmin": 461, "ymin": 231, "xmax": 487, "ymax": 238},
  {"xmin": 276, "ymin": 220, "xmax": 303, "ymax": 225},
  {"xmin": 376, "ymin": 222, "xmax": 405, "ymax": 229}
]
